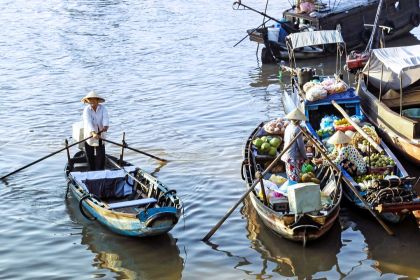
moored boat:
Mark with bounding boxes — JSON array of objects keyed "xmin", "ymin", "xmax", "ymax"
[
  {"xmin": 65, "ymin": 150, "xmax": 182, "ymax": 237},
  {"xmin": 238, "ymin": 0, "xmax": 420, "ymax": 63},
  {"xmin": 281, "ymin": 31, "xmax": 420, "ymax": 224},
  {"xmin": 356, "ymin": 45, "xmax": 420, "ymax": 165},
  {"xmin": 242, "ymin": 122, "xmax": 342, "ymax": 244}
]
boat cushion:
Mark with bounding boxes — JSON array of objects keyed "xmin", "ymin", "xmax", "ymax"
[
  {"xmin": 108, "ymin": 198, "xmax": 157, "ymax": 210},
  {"xmin": 70, "ymin": 166, "xmax": 137, "ymax": 199}
]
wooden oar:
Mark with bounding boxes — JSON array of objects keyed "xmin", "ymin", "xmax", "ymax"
[
  {"xmin": 100, "ymin": 138, "xmax": 168, "ymax": 163},
  {"xmin": 331, "ymin": 100, "xmax": 383, "ymax": 153},
  {"xmin": 202, "ymin": 130, "xmax": 303, "ymax": 242},
  {"xmin": 299, "ymin": 126, "xmax": 395, "ymax": 236},
  {"xmin": 0, "ymin": 136, "xmax": 93, "ymax": 181}
]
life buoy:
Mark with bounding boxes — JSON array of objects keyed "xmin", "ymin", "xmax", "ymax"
[{"xmin": 411, "ymin": 13, "xmax": 420, "ymax": 27}]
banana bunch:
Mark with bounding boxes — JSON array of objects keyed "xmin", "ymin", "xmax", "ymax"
[{"xmin": 333, "ymin": 118, "xmax": 349, "ymax": 126}]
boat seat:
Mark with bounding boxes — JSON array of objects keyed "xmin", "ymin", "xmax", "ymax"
[{"xmin": 107, "ymin": 198, "xmax": 157, "ymax": 210}]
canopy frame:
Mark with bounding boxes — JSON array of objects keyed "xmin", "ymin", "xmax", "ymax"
[{"xmin": 363, "ymin": 45, "xmax": 420, "ymax": 115}]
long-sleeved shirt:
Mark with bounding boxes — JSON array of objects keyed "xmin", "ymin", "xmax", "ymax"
[
  {"xmin": 323, "ymin": 145, "xmax": 367, "ymax": 175},
  {"xmin": 334, "ymin": 145, "xmax": 367, "ymax": 175},
  {"xmin": 83, "ymin": 104, "xmax": 109, "ymax": 146},
  {"xmin": 281, "ymin": 123, "xmax": 307, "ymax": 162}
]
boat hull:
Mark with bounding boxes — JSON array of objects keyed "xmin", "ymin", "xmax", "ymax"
[
  {"xmin": 357, "ymin": 78, "xmax": 420, "ymax": 165},
  {"xmin": 68, "ymin": 184, "xmax": 178, "ymax": 237},
  {"xmin": 65, "ymin": 152, "xmax": 181, "ymax": 237},
  {"xmin": 242, "ymin": 123, "xmax": 342, "ymax": 244}
]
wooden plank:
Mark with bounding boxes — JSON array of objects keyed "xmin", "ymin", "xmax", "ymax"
[{"xmin": 108, "ymin": 198, "xmax": 157, "ymax": 210}]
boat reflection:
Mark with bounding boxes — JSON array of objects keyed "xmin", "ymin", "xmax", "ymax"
[
  {"xmin": 249, "ymin": 64, "xmax": 282, "ymax": 88},
  {"xmin": 242, "ymin": 197, "xmax": 343, "ymax": 278},
  {"xmin": 65, "ymin": 198, "xmax": 184, "ymax": 280},
  {"xmin": 342, "ymin": 210, "xmax": 420, "ymax": 278}
]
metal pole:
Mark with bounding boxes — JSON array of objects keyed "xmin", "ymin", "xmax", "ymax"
[
  {"xmin": 65, "ymin": 139, "xmax": 71, "ymax": 165},
  {"xmin": 400, "ymin": 75, "xmax": 403, "ymax": 116},
  {"xmin": 119, "ymin": 132, "xmax": 125, "ymax": 165},
  {"xmin": 379, "ymin": 63, "xmax": 384, "ymax": 101}
]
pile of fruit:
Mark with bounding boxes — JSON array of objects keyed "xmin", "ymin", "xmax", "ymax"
[
  {"xmin": 354, "ymin": 173, "xmax": 384, "ymax": 183},
  {"xmin": 333, "ymin": 118, "xmax": 355, "ymax": 131},
  {"xmin": 269, "ymin": 174, "xmax": 287, "ymax": 185},
  {"xmin": 351, "ymin": 125, "xmax": 381, "ymax": 145},
  {"xmin": 253, "ymin": 136, "xmax": 282, "ymax": 157},
  {"xmin": 364, "ymin": 153, "xmax": 395, "ymax": 168},
  {"xmin": 263, "ymin": 118, "xmax": 288, "ymax": 135},
  {"xmin": 316, "ymin": 128, "xmax": 334, "ymax": 139},
  {"xmin": 354, "ymin": 174, "xmax": 385, "ymax": 191},
  {"xmin": 300, "ymin": 172, "xmax": 320, "ymax": 184}
]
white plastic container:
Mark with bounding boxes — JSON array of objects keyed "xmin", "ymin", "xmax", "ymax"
[
  {"xmin": 288, "ymin": 183, "xmax": 322, "ymax": 214},
  {"xmin": 72, "ymin": 121, "xmax": 84, "ymax": 149},
  {"xmin": 267, "ymin": 27, "xmax": 280, "ymax": 42}
]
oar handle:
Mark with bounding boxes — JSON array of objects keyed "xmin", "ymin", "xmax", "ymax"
[
  {"xmin": 299, "ymin": 126, "xmax": 394, "ymax": 236},
  {"xmin": 100, "ymin": 138, "xmax": 168, "ymax": 162},
  {"xmin": 202, "ymin": 130, "xmax": 303, "ymax": 242},
  {"xmin": 1, "ymin": 136, "xmax": 93, "ymax": 181}
]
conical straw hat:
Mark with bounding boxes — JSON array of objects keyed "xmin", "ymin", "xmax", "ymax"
[
  {"xmin": 344, "ymin": 130, "xmax": 355, "ymax": 139},
  {"xmin": 328, "ymin": 130, "xmax": 351, "ymax": 145},
  {"xmin": 285, "ymin": 108, "xmax": 306, "ymax": 121},
  {"xmin": 81, "ymin": 91, "xmax": 105, "ymax": 103}
]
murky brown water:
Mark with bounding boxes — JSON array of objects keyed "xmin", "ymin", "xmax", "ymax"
[{"xmin": 1, "ymin": 0, "xmax": 419, "ymax": 279}]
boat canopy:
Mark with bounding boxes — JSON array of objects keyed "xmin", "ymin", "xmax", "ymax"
[
  {"xmin": 286, "ymin": 30, "xmax": 344, "ymax": 50},
  {"xmin": 363, "ymin": 45, "xmax": 420, "ymax": 92}
]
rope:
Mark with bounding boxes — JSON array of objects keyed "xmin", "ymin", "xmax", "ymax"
[{"xmin": 365, "ymin": 0, "xmax": 385, "ymax": 52}]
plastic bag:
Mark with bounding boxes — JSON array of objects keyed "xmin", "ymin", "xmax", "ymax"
[
  {"xmin": 301, "ymin": 163, "xmax": 314, "ymax": 174},
  {"xmin": 306, "ymin": 85, "xmax": 327, "ymax": 101},
  {"xmin": 320, "ymin": 115, "xmax": 339, "ymax": 130}
]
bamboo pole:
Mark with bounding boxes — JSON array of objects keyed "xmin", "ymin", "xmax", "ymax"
[
  {"xmin": 299, "ymin": 126, "xmax": 394, "ymax": 236},
  {"xmin": 202, "ymin": 131, "xmax": 303, "ymax": 242},
  {"xmin": 331, "ymin": 100, "xmax": 383, "ymax": 153}
]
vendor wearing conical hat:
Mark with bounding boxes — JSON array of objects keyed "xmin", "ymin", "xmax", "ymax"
[
  {"xmin": 281, "ymin": 108, "xmax": 308, "ymax": 182},
  {"xmin": 314, "ymin": 130, "xmax": 366, "ymax": 176},
  {"xmin": 81, "ymin": 91, "xmax": 109, "ymax": 171}
]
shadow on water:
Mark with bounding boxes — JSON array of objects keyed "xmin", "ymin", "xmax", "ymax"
[
  {"xmin": 65, "ymin": 195, "xmax": 184, "ymax": 280},
  {"xmin": 241, "ymin": 197, "xmax": 343, "ymax": 278},
  {"xmin": 341, "ymin": 209, "xmax": 420, "ymax": 278}
]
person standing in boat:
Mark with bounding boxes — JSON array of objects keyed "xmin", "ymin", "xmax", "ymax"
[
  {"xmin": 81, "ymin": 91, "xmax": 109, "ymax": 171},
  {"xmin": 281, "ymin": 108, "xmax": 308, "ymax": 182}
]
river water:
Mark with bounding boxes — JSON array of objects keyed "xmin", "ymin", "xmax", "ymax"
[{"xmin": 1, "ymin": 0, "xmax": 420, "ymax": 279}]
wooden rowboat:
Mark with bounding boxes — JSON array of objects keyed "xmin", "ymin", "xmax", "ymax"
[
  {"xmin": 65, "ymin": 151, "xmax": 182, "ymax": 237},
  {"xmin": 242, "ymin": 122, "xmax": 342, "ymax": 244}
]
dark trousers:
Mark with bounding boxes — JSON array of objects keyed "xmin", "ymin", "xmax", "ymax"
[{"xmin": 85, "ymin": 140, "xmax": 105, "ymax": 171}]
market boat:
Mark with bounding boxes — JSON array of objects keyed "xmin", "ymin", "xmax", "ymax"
[
  {"xmin": 282, "ymin": 30, "xmax": 420, "ymax": 223},
  {"xmin": 64, "ymin": 148, "xmax": 182, "ymax": 237},
  {"xmin": 356, "ymin": 45, "xmax": 420, "ymax": 165},
  {"xmin": 239, "ymin": 0, "xmax": 420, "ymax": 63},
  {"xmin": 242, "ymin": 122, "xmax": 342, "ymax": 244}
]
